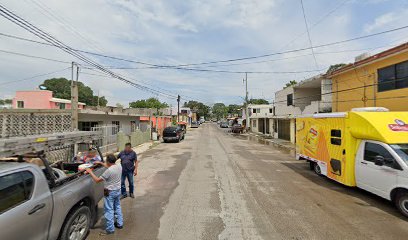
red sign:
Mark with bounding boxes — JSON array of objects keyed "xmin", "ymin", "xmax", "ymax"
[{"xmin": 389, "ymin": 119, "xmax": 408, "ymax": 131}]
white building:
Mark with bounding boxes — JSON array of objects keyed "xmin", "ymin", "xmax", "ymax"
[
  {"xmin": 247, "ymin": 104, "xmax": 274, "ymax": 135},
  {"xmin": 273, "ymin": 75, "xmax": 332, "ymax": 143}
]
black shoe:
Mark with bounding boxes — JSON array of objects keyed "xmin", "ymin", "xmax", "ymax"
[
  {"xmin": 115, "ymin": 223, "xmax": 123, "ymax": 229},
  {"xmin": 100, "ymin": 231, "xmax": 114, "ymax": 236},
  {"xmin": 129, "ymin": 193, "xmax": 135, "ymax": 198},
  {"xmin": 120, "ymin": 194, "xmax": 127, "ymax": 199}
]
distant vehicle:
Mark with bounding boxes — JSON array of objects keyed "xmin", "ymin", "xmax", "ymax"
[
  {"xmin": 297, "ymin": 108, "xmax": 408, "ymax": 218},
  {"xmin": 0, "ymin": 132, "xmax": 104, "ymax": 240},
  {"xmin": 191, "ymin": 121, "xmax": 199, "ymax": 128},
  {"xmin": 232, "ymin": 124, "xmax": 243, "ymax": 133},
  {"xmin": 163, "ymin": 126, "xmax": 185, "ymax": 143},
  {"xmin": 200, "ymin": 116, "xmax": 205, "ymax": 124},
  {"xmin": 220, "ymin": 122, "xmax": 229, "ymax": 128}
]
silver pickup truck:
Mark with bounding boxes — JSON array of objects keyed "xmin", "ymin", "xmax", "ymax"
[{"xmin": 0, "ymin": 132, "xmax": 105, "ymax": 240}]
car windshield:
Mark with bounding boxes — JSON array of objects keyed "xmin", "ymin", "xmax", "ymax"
[{"xmin": 390, "ymin": 144, "xmax": 408, "ymax": 163}]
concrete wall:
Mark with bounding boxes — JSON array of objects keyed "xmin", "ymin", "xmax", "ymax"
[
  {"xmin": 293, "ymin": 88, "xmax": 321, "ymax": 111},
  {"xmin": 248, "ymin": 104, "xmax": 274, "ymax": 118},
  {"xmin": 117, "ymin": 130, "xmax": 151, "ymax": 151}
]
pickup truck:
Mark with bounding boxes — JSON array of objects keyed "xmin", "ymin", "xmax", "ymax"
[{"xmin": 0, "ymin": 132, "xmax": 105, "ymax": 240}]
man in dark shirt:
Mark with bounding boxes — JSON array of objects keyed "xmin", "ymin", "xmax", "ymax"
[{"xmin": 118, "ymin": 142, "xmax": 138, "ymax": 198}]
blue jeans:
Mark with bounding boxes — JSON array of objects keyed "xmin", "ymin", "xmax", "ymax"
[
  {"xmin": 121, "ymin": 170, "xmax": 134, "ymax": 196},
  {"xmin": 104, "ymin": 189, "xmax": 123, "ymax": 233}
]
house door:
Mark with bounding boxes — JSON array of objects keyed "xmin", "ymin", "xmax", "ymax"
[
  {"xmin": 265, "ymin": 118, "xmax": 270, "ymax": 134},
  {"xmin": 258, "ymin": 118, "xmax": 265, "ymax": 133},
  {"xmin": 278, "ymin": 119, "xmax": 290, "ymax": 141}
]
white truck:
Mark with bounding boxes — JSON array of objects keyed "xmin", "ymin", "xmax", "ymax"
[{"xmin": 0, "ymin": 131, "xmax": 105, "ymax": 240}]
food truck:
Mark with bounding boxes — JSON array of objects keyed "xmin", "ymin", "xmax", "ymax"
[{"xmin": 296, "ymin": 108, "xmax": 408, "ymax": 217}]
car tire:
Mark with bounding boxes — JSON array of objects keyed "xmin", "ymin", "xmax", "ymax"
[
  {"xmin": 309, "ymin": 161, "xmax": 314, "ymax": 170},
  {"xmin": 163, "ymin": 139, "xmax": 167, "ymax": 143},
  {"xmin": 177, "ymin": 137, "xmax": 180, "ymax": 143},
  {"xmin": 60, "ymin": 205, "xmax": 91, "ymax": 240},
  {"xmin": 313, "ymin": 162, "xmax": 322, "ymax": 175},
  {"xmin": 396, "ymin": 191, "xmax": 408, "ymax": 218}
]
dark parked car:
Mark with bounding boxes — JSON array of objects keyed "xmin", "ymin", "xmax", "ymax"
[
  {"xmin": 220, "ymin": 122, "xmax": 229, "ymax": 128},
  {"xmin": 163, "ymin": 126, "xmax": 185, "ymax": 143},
  {"xmin": 191, "ymin": 121, "xmax": 199, "ymax": 128},
  {"xmin": 232, "ymin": 124, "xmax": 243, "ymax": 133}
]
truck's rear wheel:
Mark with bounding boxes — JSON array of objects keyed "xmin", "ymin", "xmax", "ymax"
[
  {"xmin": 313, "ymin": 162, "xmax": 322, "ymax": 175},
  {"xmin": 396, "ymin": 191, "xmax": 408, "ymax": 218},
  {"xmin": 60, "ymin": 205, "xmax": 91, "ymax": 240}
]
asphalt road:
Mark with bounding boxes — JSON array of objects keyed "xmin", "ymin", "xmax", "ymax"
[{"xmin": 89, "ymin": 123, "xmax": 408, "ymax": 240}]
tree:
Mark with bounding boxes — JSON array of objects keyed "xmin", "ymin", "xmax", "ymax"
[
  {"xmin": 227, "ymin": 104, "xmax": 242, "ymax": 116},
  {"xmin": 212, "ymin": 103, "xmax": 228, "ymax": 120},
  {"xmin": 284, "ymin": 80, "xmax": 297, "ymax": 89},
  {"xmin": 129, "ymin": 97, "xmax": 168, "ymax": 109},
  {"xmin": 326, "ymin": 63, "xmax": 347, "ymax": 75},
  {"xmin": 249, "ymin": 98, "xmax": 269, "ymax": 104},
  {"xmin": 183, "ymin": 100, "xmax": 210, "ymax": 119},
  {"xmin": 0, "ymin": 99, "xmax": 12, "ymax": 105},
  {"xmin": 41, "ymin": 78, "xmax": 108, "ymax": 106}
]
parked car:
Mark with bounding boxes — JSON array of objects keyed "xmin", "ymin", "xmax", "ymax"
[
  {"xmin": 0, "ymin": 132, "xmax": 105, "ymax": 240},
  {"xmin": 220, "ymin": 122, "xmax": 229, "ymax": 128},
  {"xmin": 191, "ymin": 121, "xmax": 199, "ymax": 128},
  {"xmin": 231, "ymin": 124, "xmax": 243, "ymax": 133},
  {"xmin": 163, "ymin": 126, "xmax": 185, "ymax": 143}
]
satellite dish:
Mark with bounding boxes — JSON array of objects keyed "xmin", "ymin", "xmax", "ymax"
[{"xmin": 39, "ymin": 85, "xmax": 47, "ymax": 90}]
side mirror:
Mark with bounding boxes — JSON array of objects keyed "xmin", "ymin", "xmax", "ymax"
[{"xmin": 374, "ymin": 155, "xmax": 385, "ymax": 166}]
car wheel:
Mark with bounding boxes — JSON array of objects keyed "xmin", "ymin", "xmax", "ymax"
[
  {"xmin": 309, "ymin": 161, "xmax": 314, "ymax": 170},
  {"xmin": 396, "ymin": 191, "xmax": 408, "ymax": 218},
  {"xmin": 60, "ymin": 205, "xmax": 91, "ymax": 240},
  {"xmin": 163, "ymin": 139, "xmax": 167, "ymax": 143},
  {"xmin": 177, "ymin": 137, "xmax": 180, "ymax": 143},
  {"xmin": 313, "ymin": 162, "xmax": 322, "ymax": 175}
]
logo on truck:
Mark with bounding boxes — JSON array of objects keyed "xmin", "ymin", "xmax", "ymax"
[{"xmin": 389, "ymin": 119, "xmax": 408, "ymax": 131}]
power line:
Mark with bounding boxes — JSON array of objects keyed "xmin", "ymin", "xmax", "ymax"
[
  {"xmin": 0, "ymin": 48, "xmax": 70, "ymax": 64},
  {"xmin": 0, "ymin": 4, "xmax": 181, "ymax": 101},
  {"xmin": 0, "ymin": 66, "xmax": 71, "ymax": 86},
  {"xmin": 300, "ymin": 0, "xmax": 319, "ymax": 70},
  {"xmin": 1, "ymin": 23, "xmax": 408, "ymax": 68}
]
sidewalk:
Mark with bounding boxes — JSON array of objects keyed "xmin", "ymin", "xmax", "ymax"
[{"xmin": 245, "ymin": 132, "xmax": 295, "ymax": 150}]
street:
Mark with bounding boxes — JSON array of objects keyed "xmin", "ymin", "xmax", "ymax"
[{"xmin": 89, "ymin": 123, "xmax": 408, "ymax": 240}]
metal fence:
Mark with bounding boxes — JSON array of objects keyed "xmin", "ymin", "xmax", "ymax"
[
  {"xmin": 0, "ymin": 110, "xmax": 71, "ymax": 138},
  {"xmin": 91, "ymin": 124, "xmax": 119, "ymax": 154}
]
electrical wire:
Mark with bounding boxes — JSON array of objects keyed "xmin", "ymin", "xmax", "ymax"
[
  {"xmin": 0, "ymin": 48, "xmax": 70, "ymax": 64},
  {"xmin": 300, "ymin": 0, "xmax": 319, "ymax": 70},
  {"xmin": 0, "ymin": 4, "xmax": 182, "ymax": 101},
  {"xmin": 0, "ymin": 66, "xmax": 71, "ymax": 86}
]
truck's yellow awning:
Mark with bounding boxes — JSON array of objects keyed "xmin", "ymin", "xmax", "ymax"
[{"xmin": 349, "ymin": 112, "xmax": 408, "ymax": 144}]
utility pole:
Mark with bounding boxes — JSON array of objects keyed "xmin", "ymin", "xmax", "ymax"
[
  {"xmin": 71, "ymin": 62, "xmax": 79, "ymax": 131},
  {"xmin": 243, "ymin": 72, "xmax": 249, "ymax": 131},
  {"xmin": 177, "ymin": 95, "xmax": 180, "ymax": 122},
  {"xmin": 97, "ymin": 90, "xmax": 100, "ymax": 108}
]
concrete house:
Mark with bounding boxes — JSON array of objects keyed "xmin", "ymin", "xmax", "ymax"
[
  {"xmin": 273, "ymin": 75, "xmax": 331, "ymax": 143},
  {"xmin": 12, "ymin": 90, "xmax": 85, "ymax": 109},
  {"xmin": 247, "ymin": 104, "xmax": 274, "ymax": 135}
]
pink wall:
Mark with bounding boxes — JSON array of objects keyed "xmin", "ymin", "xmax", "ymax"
[{"xmin": 12, "ymin": 90, "xmax": 84, "ymax": 109}]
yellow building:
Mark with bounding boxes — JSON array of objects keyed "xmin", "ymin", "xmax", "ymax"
[{"xmin": 328, "ymin": 43, "xmax": 408, "ymax": 112}]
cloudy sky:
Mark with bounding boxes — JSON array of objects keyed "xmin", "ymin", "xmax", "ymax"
[{"xmin": 1, "ymin": 0, "xmax": 408, "ymax": 107}]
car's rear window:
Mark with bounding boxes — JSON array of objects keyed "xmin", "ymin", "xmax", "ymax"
[{"xmin": 164, "ymin": 127, "xmax": 177, "ymax": 132}]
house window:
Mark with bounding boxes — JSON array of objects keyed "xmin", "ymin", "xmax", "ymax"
[
  {"xmin": 253, "ymin": 108, "xmax": 256, "ymax": 113},
  {"xmin": 59, "ymin": 103, "xmax": 66, "ymax": 109},
  {"xmin": 78, "ymin": 122, "xmax": 99, "ymax": 131},
  {"xmin": 131, "ymin": 121, "xmax": 138, "ymax": 132},
  {"xmin": 269, "ymin": 108, "xmax": 273, "ymax": 114},
  {"xmin": 17, "ymin": 101, "xmax": 24, "ymax": 108},
  {"xmin": 378, "ymin": 60, "xmax": 408, "ymax": 92},
  {"xmin": 112, "ymin": 121, "xmax": 120, "ymax": 134},
  {"xmin": 287, "ymin": 94, "xmax": 293, "ymax": 106},
  {"xmin": 252, "ymin": 119, "xmax": 257, "ymax": 128},
  {"xmin": 256, "ymin": 108, "xmax": 260, "ymax": 113}
]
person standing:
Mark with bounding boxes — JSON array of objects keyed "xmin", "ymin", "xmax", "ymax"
[
  {"xmin": 118, "ymin": 142, "xmax": 138, "ymax": 198},
  {"xmin": 86, "ymin": 154, "xmax": 124, "ymax": 235}
]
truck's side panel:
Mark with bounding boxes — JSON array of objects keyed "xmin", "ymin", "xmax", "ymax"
[
  {"xmin": 47, "ymin": 167, "xmax": 104, "ymax": 240},
  {"xmin": 296, "ymin": 117, "xmax": 355, "ymax": 186}
]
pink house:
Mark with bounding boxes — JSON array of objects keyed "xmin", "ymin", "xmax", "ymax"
[{"xmin": 12, "ymin": 90, "xmax": 85, "ymax": 109}]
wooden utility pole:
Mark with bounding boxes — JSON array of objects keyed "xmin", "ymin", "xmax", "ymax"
[{"xmin": 71, "ymin": 62, "xmax": 79, "ymax": 130}]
